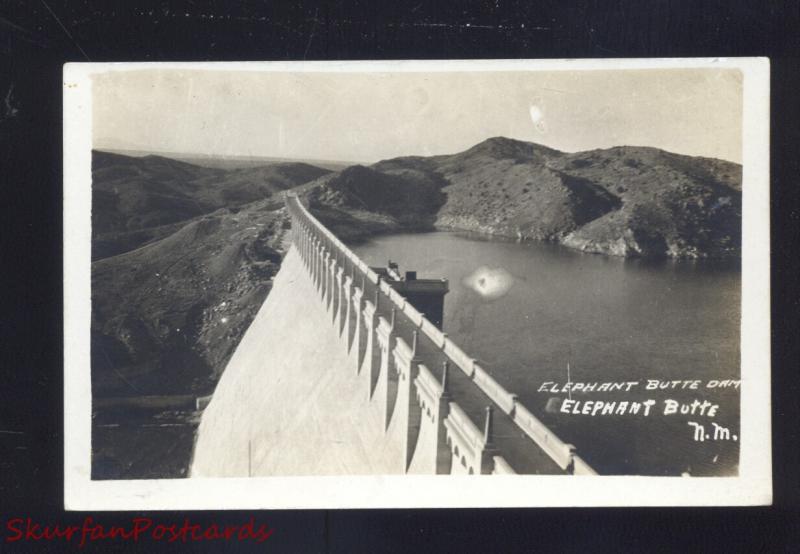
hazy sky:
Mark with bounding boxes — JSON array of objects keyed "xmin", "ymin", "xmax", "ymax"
[{"xmin": 93, "ymin": 67, "xmax": 742, "ymax": 163}]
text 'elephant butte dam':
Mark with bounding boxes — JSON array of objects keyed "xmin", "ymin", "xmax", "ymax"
[{"xmin": 192, "ymin": 194, "xmax": 596, "ymax": 476}]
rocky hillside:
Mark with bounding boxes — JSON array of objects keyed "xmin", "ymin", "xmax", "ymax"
[
  {"xmin": 303, "ymin": 137, "xmax": 741, "ymax": 259},
  {"xmin": 303, "ymin": 164, "xmax": 447, "ymax": 241},
  {"xmin": 92, "ymin": 150, "xmax": 329, "ymax": 259},
  {"xmin": 92, "ymin": 201, "xmax": 289, "ymax": 398}
]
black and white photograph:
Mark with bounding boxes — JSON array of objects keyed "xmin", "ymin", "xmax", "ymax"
[{"xmin": 63, "ymin": 59, "xmax": 771, "ymax": 509}]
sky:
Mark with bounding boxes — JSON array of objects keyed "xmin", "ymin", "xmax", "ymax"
[{"xmin": 93, "ymin": 67, "xmax": 743, "ymax": 164}]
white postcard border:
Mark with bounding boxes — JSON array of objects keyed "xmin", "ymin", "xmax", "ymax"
[{"xmin": 63, "ymin": 57, "xmax": 771, "ymax": 510}]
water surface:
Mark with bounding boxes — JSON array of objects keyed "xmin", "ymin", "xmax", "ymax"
[{"xmin": 351, "ymin": 231, "xmax": 741, "ymax": 476}]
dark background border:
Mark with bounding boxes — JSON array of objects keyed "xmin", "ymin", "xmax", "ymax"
[{"xmin": 1, "ymin": 1, "xmax": 798, "ymax": 551}]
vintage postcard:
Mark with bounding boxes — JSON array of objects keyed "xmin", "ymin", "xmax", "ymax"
[{"xmin": 63, "ymin": 58, "xmax": 771, "ymax": 509}]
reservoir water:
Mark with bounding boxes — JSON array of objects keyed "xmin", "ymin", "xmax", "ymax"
[{"xmin": 350, "ymin": 231, "xmax": 741, "ymax": 476}]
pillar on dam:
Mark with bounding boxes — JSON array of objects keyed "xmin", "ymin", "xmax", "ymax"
[
  {"xmin": 305, "ymin": 230, "xmax": 312, "ymax": 267},
  {"xmin": 298, "ymin": 225, "xmax": 304, "ymax": 262},
  {"xmin": 361, "ymin": 299, "xmax": 379, "ymax": 399},
  {"xmin": 342, "ymin": 274, "xmax": 353, "ymax": 341},
  {"xmin": 316, "ymin": 240, "xmax": 322, "ymax": 284},
  {"xmin": 330, "ymin": 258, "xmax": 339, "ymax": 321},
  {"xmin": 315, "ymin": 240, "xmax": 323, "ymax": 290},
  {"xmin": 479, "ymin": 406, "xmax": 499, "ymax": 475},
  {"xmin": 334, "ymin": 265, "xmax": 344, "ymax": 326},
  {"xmin": 340, "ymin": 267, "xmax": 351, "ymax": 336},
  {"xmin": 309, "ymin": 235, "xmax": 316, "ymax": 279},
  {"xmin": 351, "ymin": 285, "xmax": 364, "ymax": 370},
  {"xmin": 297, "ymin": 223, "xmax": 304, "ymax": 261},
  {"xmin": 318, "ymin": 247, "xmax": 328, "ymax": 295},
  {"xmin": 392, "ymin": 331, "xmax": 423, "ymax": 472},
  {"xmin": 321, "ymin": 250, "xmax": 329, "ymax": 302},
  {"xmin": 303, "ymin": 227, "xmax": 311, "ymax": 269},
  {"xmin": 375, "ymin": 313, "xmax": 398, "ymax": 431},
  {"xmin": 322, "ymin": 250, "xmax": 331, "ymax": 305},
  {"xmin": 443, "ymin": 401, "xmax": 499, "ymax": 475},
  {"xmin": 326, "ymin": 257, "xmax": 336, "ymax": 313},
  {"xmin": 414, "ymin": 361, "xmax": 454, "ymax": 474},
  {"xmin": 320, "ymin": 246, "xmax": 327, "ymax": 296}
]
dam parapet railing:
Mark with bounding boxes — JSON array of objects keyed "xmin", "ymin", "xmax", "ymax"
[{"xmin": 285, "ymin": 194, "xmax": 596, "ymax": 476}]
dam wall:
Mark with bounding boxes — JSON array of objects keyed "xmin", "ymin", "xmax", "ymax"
[
  {"xmin": 190, "ymin": 195, "xmax": 596, "ymax": 477},
  {"xmin": 191, "ymin": 246, "xmax": 406, "ymax": 475}
]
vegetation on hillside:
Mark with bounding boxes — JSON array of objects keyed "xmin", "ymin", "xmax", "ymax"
[{"xmin": 302, "ymin": 137, "xmax": 741, "ymax": 259}]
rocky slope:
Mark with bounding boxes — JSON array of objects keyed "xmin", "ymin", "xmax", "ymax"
[
  {"xmin": 91, "ymin": 150, "xmax": 329, "ymax": 259},
  {"xmin": 302, "ymin": 137, "xmax": 741, "ymax": 259},
  {"xmin": 92, "ymin": 201, "xmax": 289, "ymax": 398},
  {"xmin": 302, "ymin": 164, "xmax": 447, "ymax": 241}
]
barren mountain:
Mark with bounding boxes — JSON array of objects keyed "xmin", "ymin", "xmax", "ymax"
[
  {"xmin": 303, "ymin": 164, "xmax": 447, "ymax": 241},
  {"xmin": 304, "ymin": 137, "xmax": 741, "ymax": 259}
]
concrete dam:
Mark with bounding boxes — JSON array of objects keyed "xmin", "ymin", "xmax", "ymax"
[{"xmin": 191, "ymin": 195, "xmax": 596, "ymax": 477}]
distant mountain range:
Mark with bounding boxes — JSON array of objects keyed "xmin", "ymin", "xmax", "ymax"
[
  {"xmin": 91, "ymin": 150, "xmax": 331, "ymax": 259},
  {"xmin": 96, "ymin": 148, "xmax": 358, "ymax": 171},
  {"xmin": 90, "ymin": 138, "xmax": 741, "ymax": 477}
]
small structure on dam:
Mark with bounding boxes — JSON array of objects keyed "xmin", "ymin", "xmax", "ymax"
[{"xmin": 371, "ymin": 261, "xmax": 449, "ymax": 329}]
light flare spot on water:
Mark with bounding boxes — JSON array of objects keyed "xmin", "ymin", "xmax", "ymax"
[{"xmin": 462, "ymin": 265, "xmax": 515, "ymax": 300}]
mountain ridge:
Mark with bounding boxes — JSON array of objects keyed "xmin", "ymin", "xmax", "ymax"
[
  {"xmin": 303, "ymin": 136, "xmax": 741, "ymax": 259},
  {"xmin": 91, "ymin": 149, "xmax": 331, "ymax": 260}
]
